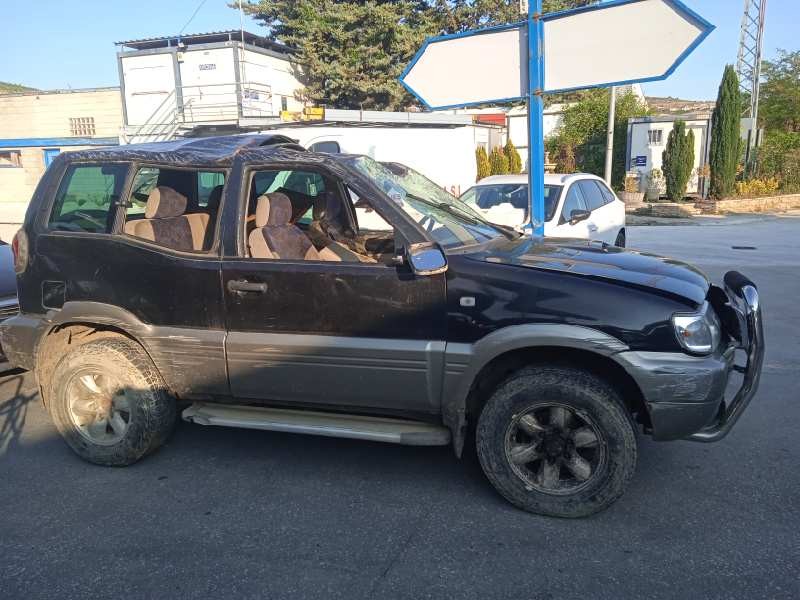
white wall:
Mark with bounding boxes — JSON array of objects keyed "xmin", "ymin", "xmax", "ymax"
[
  {"xmin": 628, "ymin": 119, "xmax": 709, "ymax": 194},
  {"xmin": 270, "ymin": 126, "xmax": 488, "ymax": 195},
  {"xmin": 121, "ymin": 53, "xmax": 177, "ymax": 126},
  {"xmin": 240, "ymin": 48, "xmax": 304, "ymax": 117},
  {"xmin": 179, "ymin": 47, "xmax": 238, "ymax": 121}
]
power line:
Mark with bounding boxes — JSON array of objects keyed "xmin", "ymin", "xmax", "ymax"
[{"xmin": 179, "ymin": 0, "xmax": 209, "ymax": 35}]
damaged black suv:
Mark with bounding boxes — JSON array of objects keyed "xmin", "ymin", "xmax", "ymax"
[{"xmin": 1, "ymin": 135, "xmax": 764, "ymax": 517}]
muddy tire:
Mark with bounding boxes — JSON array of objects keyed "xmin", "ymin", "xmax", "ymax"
[
  {"xmin": 476, "ymin": 365, "xmax": 637, "ymax": 518},
  {"xmin": 47, "ymin": 337, "xmax": 176, "ymax": 466}
]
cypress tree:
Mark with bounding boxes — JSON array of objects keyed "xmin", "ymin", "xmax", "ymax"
[
  {"xmin": 475, "ymin": 146, "xmax": 491, "ymax": 181},
  {"xmin": 662, "ymin": 120, "xmax": 695, "ymax": 201},
  {"xmin": 709, "ymin": 65, "xmax": 742, "ymax": 198},
  {"xmin": 504, "ymin": 139, "xmax": 523, "ymax": 174},
  {"xmin": 489, "ymin": 147, "xmax": 510, "ymax": 175}
]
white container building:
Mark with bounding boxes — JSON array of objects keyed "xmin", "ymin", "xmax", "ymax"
[{"xmin": 116, "ymin": 31, "xmax": 305, "ymax": 143}]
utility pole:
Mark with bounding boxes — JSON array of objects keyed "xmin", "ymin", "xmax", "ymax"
[
  {"xmin": 604, "ymin": 87, "xmax": 616, "ymax": 185},
  {"xmin": 737, "ymin": 0, "xmax": 768, "ymax": 174}
]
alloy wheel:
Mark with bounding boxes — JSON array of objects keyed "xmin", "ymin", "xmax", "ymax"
[
  {"xmin": 504, "ymin": 403, "xmax": 607, "ymax": 495},
  {"xmin": 66, "ymin": 370, "xmax": 132, "ymax": 446}
]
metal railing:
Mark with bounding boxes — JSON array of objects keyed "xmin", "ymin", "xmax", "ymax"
[{"xmin": 121, "ymin": 82, "xmax": 275, "ymax": 144}]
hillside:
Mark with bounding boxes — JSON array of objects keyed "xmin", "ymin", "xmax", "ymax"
[
  {"xmin": 645, "ymin": 96, "xmax": 716, "ymax": 116},
  {"xmin": 0, "ymin": 81, "xmax": 37, "ymax": 94}
]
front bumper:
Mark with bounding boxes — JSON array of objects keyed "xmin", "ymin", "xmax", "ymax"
[
  {"xmin": 687, "ymin": 272, "xmax": 764, "ymax": 442},
  {"xmin": 616, "ymin": 272, "xmax": 764, "ymax": 442}
]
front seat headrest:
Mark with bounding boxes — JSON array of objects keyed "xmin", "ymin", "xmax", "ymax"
[
  {"xmin": 255, "ymin": 192, "xmax": 292, "ymax": 228},
  {"xmin": 145, "ymin": 186, "xmax": 188, "ymax": 219}
]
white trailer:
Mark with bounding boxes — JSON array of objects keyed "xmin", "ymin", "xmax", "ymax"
[{"xmin": 265, "ymin": 110, "xmax": 504, "ymax": 195}]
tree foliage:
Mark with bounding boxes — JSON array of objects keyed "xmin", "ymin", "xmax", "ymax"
[
  {"xmin": 709, "ymin": 65, "xmax": 741, "ymax": 198},
  {"xmin": 504, "ymin": 139, "xmax": 523, "ymax": 174},
  {"xmin": 662, "ymin": 120, "xmax": 695, "ymax": 201},
  {"xmin": 240, "ymin": 0, "xmax": 597, "ymax": 110},
  {"xmin": 546, "ymin": 89, "xmax": 650, "ymax": 187},
  {"xmin": 554, "ymin": 143, "xmax": 576, "ymax": 173},
  {"xmin": 759, "ymin": 50, "xmax": 800, "ymax": 133},
  {"xmin": 756, "ymin": 131, "xmax": 800, "ymax": 192},
  {"xmin": 475, "ymin": 146, "xmax": 491, "ymax": 180},
  {"xmin": 489, "ymin": 146, "xmax": 510, "ymax": 175}
]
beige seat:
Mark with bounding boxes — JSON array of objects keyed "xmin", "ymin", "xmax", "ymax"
[
  {"xmin": 248, "ymin": 193, "xmax": 340, "ymax": 261},
  {"xmin": 124, "ymin": 186, "xmax": 209, "ymax": 252}
]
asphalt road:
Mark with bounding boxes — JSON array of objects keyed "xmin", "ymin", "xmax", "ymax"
[{"xmin": 1, "ymin": 215, "xmax": 798, "ymax": 600}]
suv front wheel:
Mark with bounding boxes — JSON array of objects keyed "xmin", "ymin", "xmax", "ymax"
[
  {"xmin": 476, "ymin": 365, "xmax": 637, "ymax": 517},
  {"xmin": 47, "ymin": 337, "xmax": 176, "ymax": 466}
]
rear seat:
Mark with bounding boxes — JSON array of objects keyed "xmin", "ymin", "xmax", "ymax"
[{"xmin": 124, "ymin": 186, "xmax": 209, "ymax": 252}]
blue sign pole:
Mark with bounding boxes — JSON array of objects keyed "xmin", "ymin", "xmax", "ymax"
[{"xmin": 527, "ymin": 0, "xmax": 546, "ymax": 237}]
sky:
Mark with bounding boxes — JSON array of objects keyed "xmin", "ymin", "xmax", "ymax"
[{"xmin": 0, "ymin": 0, "xmax": 797, "ymax": 101}]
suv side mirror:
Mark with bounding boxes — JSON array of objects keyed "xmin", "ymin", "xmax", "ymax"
[
  {"xmin": 569, "ymin": 209, "xmax": 591, "ymax": 225},
  {"xmin": 405, "ymin": 243, "xmax": 448, "ymax": 276}
]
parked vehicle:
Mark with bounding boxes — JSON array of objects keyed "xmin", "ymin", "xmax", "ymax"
[
  {"xmin": 0, "ymin": 241, "xmax": 19, "ymax": 365},
  {"xmin": 268, "ymin": 121, "xmax": 492, "ymax": 196},
  {"xmin": 1, "ymin": 135, "xmax": 764, "ymax": 517},
  {"xmin": 460, "ymin": 173, "xmax": 627, "ymax": 247}
]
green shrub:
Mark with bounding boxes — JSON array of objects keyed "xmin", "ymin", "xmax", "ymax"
[
  {"xmin": 662, "ymin": 120, "xmax": 695, "ymax": 201},
  {"xmin": 504, "ymin": 139, "xmax": 523, "ymax": 174},
  {"xmin": 489, "ymin": 146, "xmax": 510, "ymax": 175},
  {"xmin": 756, "ymin": 131, "xmax": 800, "ymax": 192},
  {"xmin": 709, "ymin": 65, "xmax": 742, "ymax": 198},
  {"xmin": 554, "ymin": 143, "xmax": 577, "ymax": 173},
  {"xmin": 735, "ymin": 177, "xmax": 780, "ymax": 197},
  {"xmin": 780, "ymin": 149, "xmax": 800, "ymax": 192},
  {"xmin": 475, "ymin": 146, "xmax": 491, "ymax": 181}
]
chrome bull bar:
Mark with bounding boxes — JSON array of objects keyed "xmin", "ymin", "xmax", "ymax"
[{"xmin": 689, "ymin": 271, "xmax": 765, "ymax": 442}]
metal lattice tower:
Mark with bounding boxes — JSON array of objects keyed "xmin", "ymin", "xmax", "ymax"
[
  {"xmin": 737, "ymin": 0, "xmax": 767, "ymax": 119},
  {"xmin": 737, "ymin": 0, "xmax": 767, "ymax": 169}
]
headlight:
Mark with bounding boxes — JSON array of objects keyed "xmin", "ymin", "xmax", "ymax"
[{"xmin": 672, "ymin": 303, "xmax": 721, "ymax": 355}]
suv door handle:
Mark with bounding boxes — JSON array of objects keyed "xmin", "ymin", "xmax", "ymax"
[
  {"xmin": 227, "ymin": 280, "xmax": 268, "ymax": 294},
  {"xmin": 587, "ymin": 223, "xmax": 599, "ymax": 232}
]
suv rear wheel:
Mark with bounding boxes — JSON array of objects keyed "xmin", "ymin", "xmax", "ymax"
[
  {"xmin": 47, "ymin": 337, "xmax": 176, "ymax": 466},
  {"xmin": 476, "ymin": 365, "xmax": 637, "ymax": 517}
]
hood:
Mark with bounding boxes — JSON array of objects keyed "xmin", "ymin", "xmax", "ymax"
[{"xmin": 461, "ymin": 236, "xmax": 709, "ymax": 306}]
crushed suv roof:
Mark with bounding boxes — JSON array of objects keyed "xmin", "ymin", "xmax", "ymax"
[{"xmin": 61, "ymin": 134, "xmax": 302, "ymax": 166}]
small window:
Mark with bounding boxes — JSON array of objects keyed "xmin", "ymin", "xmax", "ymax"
[
  {"xmin": 48, "ymin": 164, "xmax": 128, "ymax": 233},
  {"xmin": 578, "ymin": 180, "xmax": 607, "ymax": 212},
  {"xmin": 281, "ymin": 96, "xmax": 288, "ymax": 112},
  {"xmin": 309, "ymin": 141, "xmax": 341, "ymax": 154},
  {"xmin": 0, "ymin": 150, "xmax": 22, "ymax": 168},
  {"xmin": 648, "ymin": 129, "xmax": 664, "ymax": 145},
  {"xmin": 70, "ymin": 117, "xmax": 96, "ymax": 137},
  {"xmin": 198, "ymin": 171, "xmax": 226, "ymax": 207},
  {"xmin": 123, "ymin": 166, "xmax": 224, "ymax": 252},
  {"xmin": 253, "ymin": 169, "xmax": 325, "ymax": 200},
  {"xmin": 560, "ymin": 184, "xmax": 587, "ymax": 223},
  {"xmin": 349, "ymin": 188, "xmax": 393, "ymax": 232},
  {"xmin": 595, "ymin": 181, "xmax": 616, "ymax": 204}
]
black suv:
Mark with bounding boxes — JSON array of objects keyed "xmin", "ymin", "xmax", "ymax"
[{"xmin": 1, "ymin": 135, "xmax": 764, "ymax": 517}]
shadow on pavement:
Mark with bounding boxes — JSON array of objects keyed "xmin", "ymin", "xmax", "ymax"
[{"xmin": 0, "ymin": 368, "xmax": 38, "ymax": 457}]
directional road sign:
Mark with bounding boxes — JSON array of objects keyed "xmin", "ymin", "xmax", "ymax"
[
  {"xmin": 401, "ymin": 0, "xmax": 713, "ymax": 237},
  {"xmin": 400, "ymin": 0, "xmax": 714, "ymax": 110}
]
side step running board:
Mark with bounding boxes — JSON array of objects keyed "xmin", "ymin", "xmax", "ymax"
[{"xmin": 182, "ymin": 403, "xmax": 451, "ymax": 446}]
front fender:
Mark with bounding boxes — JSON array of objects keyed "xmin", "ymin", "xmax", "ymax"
[{"xmin": 442, "ymin": 324, "xmax": 630, "ymax": 456}]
